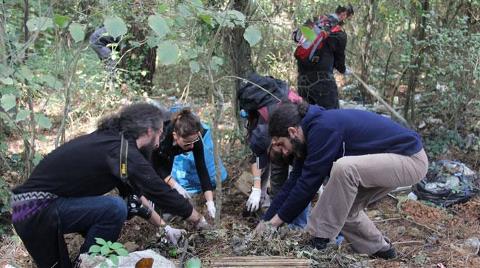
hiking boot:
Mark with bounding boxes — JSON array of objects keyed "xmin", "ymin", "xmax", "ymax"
[
  {"xmin": 309, "ymin": 237, "xmax": 330, "ymax": 250},
  {"xmin": 371, "ymin": 239, "xmax": 397, "ymax": 260},
  {"xmin": 371, "ymin": 246, "xmax": 397, "ymax": 259}
]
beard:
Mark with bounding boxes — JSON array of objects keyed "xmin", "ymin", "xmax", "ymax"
[
  {"xmin": 139, "ymin": 137, "xmax": 157, "ymax": 161},
  {"xmin": 290, "ymin": 137, "xmax": 307, "ymax": 160}
]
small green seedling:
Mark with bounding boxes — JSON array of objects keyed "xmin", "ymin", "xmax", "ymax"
[
  {"xmin": 88, "ymin": 238, "xmax": 129, "ymax": 267},
  {"xmin": 185, "ymin": 257, "xmax": 202, "ymax": 268}
]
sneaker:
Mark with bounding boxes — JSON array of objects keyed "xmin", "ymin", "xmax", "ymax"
[{"xmin": 309, "ymin": 237, "xmax": 330, "ymax": 250}]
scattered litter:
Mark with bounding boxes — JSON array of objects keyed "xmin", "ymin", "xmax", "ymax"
[
  {"xmin": 413, "ymin": 160, "xmax": 478, "ymax": 207},
  {"xmin": 463, "ymin": 237, "xmax": 480, "ymax": 254},
  {"xmin": 79, "ymin": 249, "xmax": 175, "ymax": 268},
  {"xmin": 407, "ymin": 192, "xmax": 418, "ymax": 200}
]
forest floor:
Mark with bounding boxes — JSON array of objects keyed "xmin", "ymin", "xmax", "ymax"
[
  {"xmin": 1, "ymin": 159, "xmax": 480, "ymax": 267},
  {"xmin": 1, "ymin": 95, "xmax": 480, "ymax": 267}
]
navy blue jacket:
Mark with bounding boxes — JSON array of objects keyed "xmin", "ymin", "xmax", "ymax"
[{"xmin": 263, "ymin": 105, "xmax": 423, "ymax": 222}]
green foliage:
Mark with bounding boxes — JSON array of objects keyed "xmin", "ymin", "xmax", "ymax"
[
  {"xmin": 148, "ymin": 14, "xmax": 169, "ymax": 38},
  {"xmin": 104, "ymin": 16, "xmax": 128, "ymax": 39},
  {"xmin": 189, "ymin": 61, "xmax": 201, "ymax": 73},
  {"xmin": 35, "ymin": 113, "xmax": 52, "ymax": 130},
  {"xmin": 210, "ymin": 56, "xmax": 224, "ymax": 73},
  {"xmin": 168, "ymin": 247, "xmax": 177, "ymax": 257},
  {"xmin": 185, "ymin": 257, "xmax": 202, "ymax": 268},
  {"xmin": 69, "ymin": 23, "xmax": 85, "ymax": 43},
  {"xmin": 26, "ymin": 16, "xmax": 54, "ymax": 31},
  {"xmin": 89, "ymin": 238, "xmax": 128, "ymax": 268},
  {"xmin": 218, "ymin": 10, "xmax": 246, "ymax": 28},
  {"xmin": 243, "ymin": 25, "xmax": 262, "ymax": 46},
  {"xmin": 300, "ymin": 26, "xmax": 316, "ymax": 42},
  {"xmin": 53, "ymin": 15, "xmax": 70, "ymax": 28},
  {"xmin": 1, "ymin": 94, "xmax": 16, "ymax": 112},
  {"xmin": 424, "ymin": 128, "xmax": 466, "ymax": 157},
  {"xmin": 157, "ymin": 41, "xmax": 179, "ymax": 65}
]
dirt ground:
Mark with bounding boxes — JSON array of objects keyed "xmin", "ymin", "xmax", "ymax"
[{"xmin": 2, "ymin": 160, "xmax": 479, "ymax": 267}]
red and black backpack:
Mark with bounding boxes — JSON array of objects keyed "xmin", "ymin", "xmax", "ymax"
[{"xmin": 293, "ymin": 14, "xmax": 343, "ymax": 64}]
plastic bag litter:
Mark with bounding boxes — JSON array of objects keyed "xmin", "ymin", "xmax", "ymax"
[
  {"xmin": 172, "ymin": 123, "xmax": 228, "ymax": 194},
  {"xmin": 412, "ymin": 160, "xmax": 478, "ymax": 207},
  {"xmin": 79, "ymin": 249, "xmax": 175, "ymax": 268},
  {"xmin": 168, "ymin": 104, "xmax": 228, "ymax": 194}
]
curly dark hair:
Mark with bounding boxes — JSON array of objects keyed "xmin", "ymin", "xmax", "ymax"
[
  {"xmin": 268, "ymin": 100, "xmax": 309, "ymax": 138},
  {"xmin": 336, "ymin": 4, "xmax": 354, "ymax": 17},
  {"xmin": 97, "ymin": 102, "xmax": 167, "ymax": 139}
]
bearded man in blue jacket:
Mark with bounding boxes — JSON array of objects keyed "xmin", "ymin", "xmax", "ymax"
[{"xmin": 254, "ymin": 101, "xmax": 428, "ymax": 259}]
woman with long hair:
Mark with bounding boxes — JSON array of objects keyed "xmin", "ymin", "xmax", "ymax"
[{"xmin": 152, "ymin": 108, "xmax": 217, "ymax": 219}]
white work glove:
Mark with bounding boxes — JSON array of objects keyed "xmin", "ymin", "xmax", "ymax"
[
  {"xmin": 246, "ymin": 187, "xmax": 261, "ymax": 212},
  {"xmin": 206, "ymin": 200, "xmax": 216, "ymax": 219},
  {"xmin": 172, "ymin": 181, "xmax": 191, "ymax": 199},
  {"xmin": 344, "ymin": 67, "xmax": 353, "ymax": 76},
  {"xmin": 164, "ymin": 225, "xmax": 186, "ymax": 245},
  {"xmin": 195, "ymin": 216, "xmax": 210, "ymax": 230}
]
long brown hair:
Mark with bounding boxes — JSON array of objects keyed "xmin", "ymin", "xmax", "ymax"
[{"xmin": 171, "ymin": 108, "xmax": 202, "ymax": 137}]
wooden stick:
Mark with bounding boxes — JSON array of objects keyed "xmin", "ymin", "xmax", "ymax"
[
  {"xmin": 374, "ymin": 217, "xmax": 402, "ymax": 223},
  {"xmin": 393, "ymin": 240, "xmax": 424, "ymax": 245},
  {"xmin": 390, "ymin": 186, "xmax": 412, "ymax": 193},
  {"xmin": 402, "ymin": 217, "xmax": 440, "ymax": 234},
  {"xmin": 351, "ymin": 72, "xmax": 411, "ymax": 127}
]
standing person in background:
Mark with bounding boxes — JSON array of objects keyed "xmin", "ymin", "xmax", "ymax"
[
  {"xmin": 295, "ymin": 4, "xmax": 354, "ymax": 109},
  {"xmin": 89, "ymin": 26, "xmax": 120, "ymax": 72},
  {"xmin": 152, "ymin": 109, "xmax": 217, "ymax": 219}
]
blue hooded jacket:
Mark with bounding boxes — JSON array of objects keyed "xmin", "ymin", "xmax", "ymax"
[{"xmin": 263, "ymin": 105, "xmax": 423, "ymax": 223}]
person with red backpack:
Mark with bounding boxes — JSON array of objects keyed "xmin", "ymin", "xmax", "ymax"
[{"xmin": 294, "ymin": 4, "xmax": 354, "ymax": 109}]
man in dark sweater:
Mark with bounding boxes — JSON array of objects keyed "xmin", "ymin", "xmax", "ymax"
[
  {"xmin": 296, "ymin": 5, "xmax": 354, "ymax": 109},
  {"xmin": 11, "ymin": 103, "xmax": 208, "ymax": 268},
  {"xmin": 255, "ymin": 101, "xmax": 428, "ymax": 259}
]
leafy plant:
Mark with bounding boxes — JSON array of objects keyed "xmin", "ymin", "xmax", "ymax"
[
  {"xmin": 185, "ymin": 257, "xmax": 202, "ymax": 268},
  {"xmin": 88, "ymin": 238, "xmax": 129, "ymax": 268}
]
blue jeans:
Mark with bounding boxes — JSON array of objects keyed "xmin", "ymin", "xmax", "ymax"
[
  {"xmin": 56, "ymin": 195, "xmax": 127, "ymax": 253},
  {"xmin": 289, "ymin": 205, "xmax": 310, "ymax": 229}
]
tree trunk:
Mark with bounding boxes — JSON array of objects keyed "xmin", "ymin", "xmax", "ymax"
[
  {"xmin": 404, "ymin": 0, "xmax": 429, "ymax": 123},
  {"xmin": 0, "ymin": 8, "xmax": 6, "ymax": 65},
  {"xmin": 121, "ymin": 1, "xmax": 157, "ymax": 93},
  {"xmin": 359, "ymin": 0, "xmax": 376, "ymax": 103},
  {"xmin": 22, "ymin": 0, "xmax": 36, "ymax": 177},
  {"xmin": 224, "ymin": 0, "xmax": 255, "ymax": 133},
  {"xmin": 23, "ymin": 0, "xmax": 28, "ymax": 43},
  {"xmin": 130, "ymin": 25, "xmax": 156, "ymax": 90},
  {"xmin": 227, "ymin": 0, "xmax": 255, "ymax": 87}
]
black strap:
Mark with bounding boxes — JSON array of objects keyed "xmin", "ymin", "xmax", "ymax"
[{"xmin": 119, "ymin": 133, "xmax": 129, "ymax": 184}]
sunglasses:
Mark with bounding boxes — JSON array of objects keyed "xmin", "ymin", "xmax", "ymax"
[{"xmin": 182, "ymin": 135, "xmax": 200, "ymax": 146}]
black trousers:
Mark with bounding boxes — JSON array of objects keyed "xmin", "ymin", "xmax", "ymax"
[{"xmin": 297, "ymin": 72, "xmax": 339, "ymax": 109}]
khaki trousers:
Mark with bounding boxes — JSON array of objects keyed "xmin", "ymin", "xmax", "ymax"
[{"xmin": 306, "ymin": 149, "xmax": 428, "ymax": 254}]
